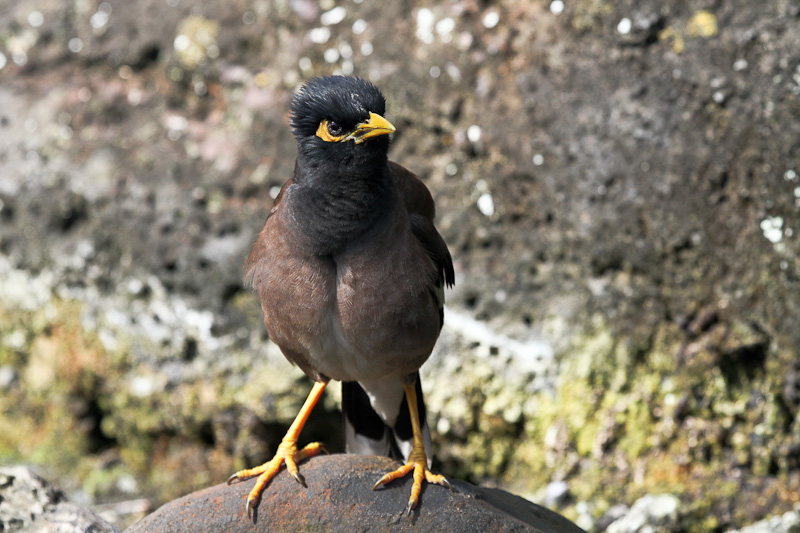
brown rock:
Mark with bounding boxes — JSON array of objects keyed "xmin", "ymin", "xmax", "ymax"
[{"xmin": 125, "ymin": 454, "xmax": 583, "ymax": 533}]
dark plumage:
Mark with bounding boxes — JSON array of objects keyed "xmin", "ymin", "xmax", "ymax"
[{"xmin": 228, "ymin": 76, "xmax": 454, "ymax": 518}]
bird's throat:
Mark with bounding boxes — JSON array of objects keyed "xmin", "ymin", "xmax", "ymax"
[{"xmin": 287, "ymin": 161, "xmax": 393, "ymax": 255}]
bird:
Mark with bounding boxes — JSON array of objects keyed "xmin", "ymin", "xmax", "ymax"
[{"xmin": 226, "ymin": 75, "xmax": 455, "ymax": 518}]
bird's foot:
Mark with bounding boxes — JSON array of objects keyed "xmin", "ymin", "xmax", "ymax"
[
  {"xmin": 372, "ymin": 448, "xmax": 452, "ymax": 515},
  {"xmin": 227, "ymin": 440, "xmax": 326, "ymax": 519}
]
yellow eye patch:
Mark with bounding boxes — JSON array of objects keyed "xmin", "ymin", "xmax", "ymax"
[
  {"xmin": 316, "ymin": 119, "xmax": 347, "ymax": 143},
  {"xmin": 314, "ymin": 113, "xmax": 396, "ymax": 144}
]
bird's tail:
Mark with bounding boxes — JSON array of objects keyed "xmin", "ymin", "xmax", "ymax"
[{"xmin": 342, "ymin": 374, "xmax": 433, "ymax": 467}]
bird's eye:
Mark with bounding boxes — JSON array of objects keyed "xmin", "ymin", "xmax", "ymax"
[{"xmin": 327, "ymin": 121, "xmax": 343, "ymax": 136}]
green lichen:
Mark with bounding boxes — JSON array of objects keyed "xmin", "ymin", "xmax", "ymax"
[
  {"xmin": 482, "ymin": 316, "xmax": 795, "ymax": 530},
  {"xmin": 0, "ymin": 299, "xmax": 244, "ymax": 514},
  {"xmin": 2, "ymin": 288, "xmax": 796, "ymax": 530}
]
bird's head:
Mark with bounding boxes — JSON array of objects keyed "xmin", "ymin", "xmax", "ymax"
[{"xmin": 290, "ymin": 76, "xmax": 395, "ymax": 171}]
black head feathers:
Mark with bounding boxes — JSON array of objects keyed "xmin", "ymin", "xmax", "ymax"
[
  {"xmin": 283, "ymin": 77, "xmax": 395, "ymax": 252},
  {"xmin": 290, "ymin": 76, "xmax": 387, "ymax": 139}
]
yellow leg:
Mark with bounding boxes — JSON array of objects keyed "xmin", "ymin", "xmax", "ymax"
[
  {"xmin": 227, "ymin": 380, "xmax": 328, "ymax": 518},
  {"xmin": 372, "ymin": 380, "xmax": 451, "ymax": 514}
]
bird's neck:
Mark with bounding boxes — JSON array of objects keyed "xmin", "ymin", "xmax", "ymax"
[{"xmin": 288, "ymin": 157, "xmax": 393, "ymax": 255}]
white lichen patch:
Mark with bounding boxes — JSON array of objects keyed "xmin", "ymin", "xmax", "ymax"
[{"xmin": 760, "ymin": 216, "xmax": 784, "ymax": 244}]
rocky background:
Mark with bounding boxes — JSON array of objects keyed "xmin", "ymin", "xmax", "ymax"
[{"xmin": 1, "ymin": 0, "xmax": 799, "ymax": 531}]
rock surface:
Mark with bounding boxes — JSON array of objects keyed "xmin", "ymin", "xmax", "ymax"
[
  {"xmin": 0, "ymin": 466, "xmax": 118, "ymax": 533},
  {"xmin": 606, "ymin": 494, "xmax": 681, "ymax": 533},
  {"xmin": 125, "ymin": 454, "xmax": 584, "ymax": 533},
  {"xmin": 725, "ymin": 506, "xmax": 800, "ymax": 533}
]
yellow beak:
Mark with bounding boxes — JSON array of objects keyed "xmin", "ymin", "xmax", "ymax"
[{"xmin": 346, "ymin": 112, "xmax": 396, "ymax": 144}]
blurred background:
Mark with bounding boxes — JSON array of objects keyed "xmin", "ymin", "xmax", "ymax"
[{"xmin": 1, "ymin": 0, "xmax": 799, "ymax": 531}]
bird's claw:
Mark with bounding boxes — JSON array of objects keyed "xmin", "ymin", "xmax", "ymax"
[
  {"xmin": 290, "ymin": 470, "xmax": 307, "ymax": 488},
  {"xmin": 226, "ymin": 440, "xmax": 326, "ymax": 518},
  {"xmin": 373, "ymin": 458, "xmax": 450, "ymax": 515},
  {"xmin": 441, "ymin": 477, "xmax": 453, "ymax": 491},
  {"xmin": 405, "ymin": 498, "xmax": 415, "ymax": 516}
]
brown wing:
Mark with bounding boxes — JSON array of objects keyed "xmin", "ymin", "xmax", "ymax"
[
  {"xmin": 388, "ymin": 161, "xmax": 455, "ymax": 289},
  {"xmin": 242, "ymin": 173, "xmax": 332, "ymax": 380},
  {"xmin": 243, "ymin": 175, "xmax": 293, "ymax": 289}
]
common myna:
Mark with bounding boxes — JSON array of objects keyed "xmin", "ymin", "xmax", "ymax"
[{"xmin": 227, "ymin": 76, "xmax": 455, "ymax": 517}]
